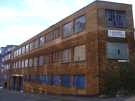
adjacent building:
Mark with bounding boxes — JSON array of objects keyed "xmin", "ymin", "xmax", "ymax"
[
  {"xmin": 0, "ymin": 45, "xmax": 17, "ymax": 87},
  {"xmin": 3, "ymin": 1, "xmax": 134, "ymax": 95}
]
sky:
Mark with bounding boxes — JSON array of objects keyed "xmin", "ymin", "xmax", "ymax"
[{"xmin": 0, "ymin": 0, "xmax": 134, "ymax": 47}]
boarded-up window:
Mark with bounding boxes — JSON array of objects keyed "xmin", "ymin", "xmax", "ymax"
[
  {"xmin": 106, "ymin": 42, "xmax": 129, "ymax": 59},
  {"xmin": 105, "ymin": 9, "xmax": 126, "ymax": 28},
  {"xmin": 52, "ymin": 75, "xmax": 61, "ymax": 86},
  {"xmin": 73, "ymin": 75, "xmax": 85, "ymax": 89},
  {"xmin": 74, "ymin": 45, "xmax": 86, "ymax": 62},
  {"xmin": 61, "ymin": 75, "xmax": 70, "ymax": 87}
]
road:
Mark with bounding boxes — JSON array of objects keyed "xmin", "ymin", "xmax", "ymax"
[{"xmin": 0, "ymin": 89, "xmax": 135, "ymax": 101}]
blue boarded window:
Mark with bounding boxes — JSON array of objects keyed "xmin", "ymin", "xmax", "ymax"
[
  {"xmin": 52, "ymin": 76, "xmax": 61, "ymax": 86},
  {"xmin": 105, "ymin": 9, "xmax": 126, "ymax": 28},
  {"xmin": 41, "ymin": 75, "xmax": 48, "ymax": 84},
  {"xmin": 61, "ymin": 75, "xmax": 70, "ymax": 87},
  {"xmin": 73, "ymin": 75, "xmax": 85, "ymax": 89},
  {"xmin": 48, "ymin": 75, "xmax": 53, "ymax": 85}
]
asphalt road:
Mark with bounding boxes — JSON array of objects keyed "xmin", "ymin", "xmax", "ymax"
[{"xmin": 0, "ymin": 89, "xmax": 135, "ymax": 101}]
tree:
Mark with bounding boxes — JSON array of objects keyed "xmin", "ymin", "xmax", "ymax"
[{"xmin": 100, "ymin": 62, "xmax": 135, "ymax": 96}]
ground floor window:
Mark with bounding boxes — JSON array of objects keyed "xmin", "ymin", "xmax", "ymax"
[
  {"xmin": 61, "ymin": 75, "xmax": 70, "ymax": 87},
  {"xmin": 73, "ymin": 75, "xmax": 85, "ymax": 89}
]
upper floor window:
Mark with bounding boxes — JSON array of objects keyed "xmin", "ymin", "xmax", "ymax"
[
  {"xmin": 25, "ymin": 59, "xmax": 29, "ymax": 68},
  {"xmin": 106, "ymin": 42, "xmax": 129, "ymax": 59},
  {"xmin": 29, "ymin": 42, "xmax": 34, "ymax": 51},
  {"xmin": 21, "ymin": 60, "xmax": 25, "ymax": 68},
  {"xmin": 25, "ymin": 44, "xmax": 29, "ymax": 53},
  {"xmin": 54, "ymin": 28, "xmax": 60, "ymax": 39},
  {"xmin": 105, "ymin": 9, "xmax": 126, "ymax": 28},
  {"xmin": 18, "ymin": 60, "xmax": 21, "ymax": 68},
  {"xmin": 34, "ymin": 39, "xmax": 39, "ymax": 48},
  {"xmin": 39, "ymin": 36, "xmax": 45, "ymax": 47},
  {"xmin": 44, "ymin": 55, "xmax": 49, "ymax": 64},
  {"xmin": 63, "ymin": 21, "xmax": 73, "ymax": 38},
  {"xmin": 62, "ymin": 48, "xmax": 72, "ymax": 63},
  {"xmin": 53, "ymin": 51, "xmax": 62, "ymax": 63},
  {"xmin": 22, "ymin": 46, "xmax": 26, "ymax": 54},
  {"xmin": 74, "ymin": 45, "xmax": 86, "ymax": 62},
  {"xmin": 75, "ymin": 16, "xmax": 86, "ymax": 33},
  {"xmin": 34, "ymin": 57, "xmax": 38, "ymax": 67},
  {"xmin": 39, "ymin": 56, "xmax": 44, "ymax": 66},
  {"xmin": 29, "ymin": 58, "xmax": 33, "ymax": 67},
  {"xmin": 18, "ymin": 48, "xmax": 22, "ymax": 55}
]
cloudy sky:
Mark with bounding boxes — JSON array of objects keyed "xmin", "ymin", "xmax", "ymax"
[{"xmin": 0, "ymin": 0, "xmax": 134, "ymax": 47}]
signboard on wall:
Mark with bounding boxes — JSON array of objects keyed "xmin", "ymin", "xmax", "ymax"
[{"xmin": 108, "ymin": 30, "xmax": 126, "ymax": 38}]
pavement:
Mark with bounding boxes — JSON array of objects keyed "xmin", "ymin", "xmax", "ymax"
[{"xmin": 0, "ymin": 89, "xmax": 135, "ymax": 101}]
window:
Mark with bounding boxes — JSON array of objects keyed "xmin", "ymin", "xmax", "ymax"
[
  {"xmin": 25, "ymin": 44, "xmax": 29, "ymax": 53},
  {"xmin": 105, "ymin": 9, "xmax": 126, "ymax": 28},
  {"xmin": 74, "ymin": 45, "xmax": 86, "ymax": 62},
  {"xmin": 63, "ymin": 21, "xmax": 73, "ymax": 37},
  {"xmin": 18, "ymin": 60, "xmax": 21, "ymax": 68},
  {"xmin": 22, "ymin": 46, "xmax": 26, "ymax": 54},
  {"xmin": 47, "ymin": 75, "xmax": 53, "ymax": 85},
  {"xmin": 42, "ymin": 75, "xmax": 48, "ymax": 84},
  {"xmin": 61, "ymin": 75, "xmax": 70, "ymax": 87},
  {"xmin": 34, "ymin": 39, "xmax": 39, "ymax": 48},
  {"xmin": 53, "ymin": 51, "xmax": 62, "ymax": 63},
  {"xmin": 29, "ymin": 42, "xmax": 34, "ymax": 51},
  {"xmin": 75, "ymin": 16, "xmax": 86, "ymax": 33},
  {"xmin": 25, "ymin": 59, "xmax": 29, "ymax": 68},
  {"xmin": 39, "ymin": 36, "xmax": 45, "ymax": 47},
  {"xmin": 73, "ymin": 75, "xmax": 85, "ymax": 89},
  {"xmin": 106, "ymin": 42, "xmax": 129, "ymax": 59},
  {"xmin": 29, "ymin": 58, "xmax": 33, "ymax": 67},
  {"xmin": 21, "ymin": 60, "xmax": 25, "ymax": 68},
  {"xmin": 39, "ymin": 56, "xmax": 44, "ymax": 66},
  {"xmin": 15, "ymin": 62, "xmax": 18, "ymax": 68},
  {"xmin": 34, "ymin": 57, "xmax": 38, "ymax": 67},
  {"xmin": 18, "ymin": 48, "xmax": 22, "ymax": 55},
  {"xmin": 54, "ymin": 28, "xmax": 60, "ymax": 39},
  {"xmin": 48, "ymin": 53, "xmax": 53, "ymax": 64},
  {"xmin": 62, "ymin": 49, "xmax": 72, "ymax": 63},
  {"xmin": 44, "ymin": 55, "xmax": 49, "ymax": 64},
  {"xmin": 52, "ymin": 75, "xmax": 61, "ymax": 86}
]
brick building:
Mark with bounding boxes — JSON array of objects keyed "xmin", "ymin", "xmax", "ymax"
[{"xmin": 3, "ymin": 1, "xmax": 134, "ymax": 95}]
